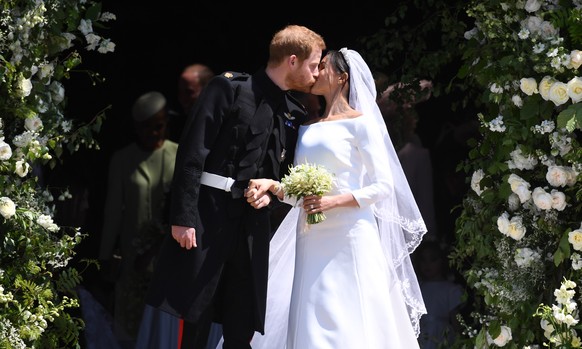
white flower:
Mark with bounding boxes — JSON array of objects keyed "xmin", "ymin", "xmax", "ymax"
[
  {"xmin": 100, "ymin": 12, "xmax": 116, "ymax": 21},
  {"xmin": 507, "ymin": 215, "xmax": 527, "ymax": 240},
  {"xmin": 512, "ymin": 94, "xmax": 523, "ymax": 107},
  {"xmin": 549, "ymin": 131, "xmax": 573, "ymax": 157},
  {"xmin": 541, "ymin": 318, "xmax": 555, "ymax": 339},
  {"xmin": 567, "ymin": 76, "xmax": 582, "ymax": 103},
  {"xmin": 507, "ymin": 148, "xmax": 537, "ymax": 170},
  {"xmin": 471, "ymin": 169, "xmax": 487, "ymax": 196},
  {"xmin": 14, "ymin": 159, "xmax": 30, "ymax": 177},
  {"xmin": 550, "ymin": 189, "xmax": 567, "ymax": 211},
  {"xmin": 78, "ymin": 19, "xmax": 93, "ymax": 35},
  {"xmin": 490, "ymin": 83, "xmax": 504, "ymax": 94},
  {"xmin": 60, "ymin": 32, "xmax": 76, "ymax": 50},
  {"xmin": 85, "ymin": 33, "xmax": 101, "ymax": 51},
  {"xmin": 569, "ymin": 226, "xmax": 582, "ymax": 251},
  {"xmin": 487, "ymin": 115, "xmax": 506, "ymax": 132},
  {"xmin": 497, "ymin": 212, "xmax": 510, "ymax": 235},
  {"xmin": 570, "ymin": 50, "xmax": 582, "ymax": 69},
  {"xmin": 24, "ymin": 115, "xmax": 43, "ymax": 131},
  {"xmin": 532, "ymin": 187, "xmax": 553, "ymax": 210},
  {"xmin": 546, "ymin": 166, "xmax": 572, "ymax": 187},
  {"xmin": 508, "ymin": 173, "xmax": 532, "ymax": 203},
  {"xmin": 0, "ymin": 197, "xmax": 16, "ymax": 219},
  {"xmin": 554, "ymin": 284, "xmax": 576, "ymax": 304},
  {"xmin": 572, "ymin": 253, "xmax": 582, "ymax": 270},
  {"xmin": 524, "ymin": 0, "xmax": 542, "ymax": 12},
  {"xmin": 487, "ymin": 325, "xmax": 512, "ymax": 347},
  {"xmin": 98, "ymin": 39, "xmax": 115, "ymax": 54},
  {"xmin": 36, "ymin": 214, "xmax": 59, "ymax": 232},
  {"xmin": 531, "ymin": 120, "xmax": 555, "ymax": 134},
  {"xmin": 16, "ymin": 76, "xmax": 33, "ymax": 97},
  {"xmin": 520, "ymin": 77, "xmax": 538, "ymax": 95},
  {"xmin": 548, "ymin": 81, "xmax": 569, "ymax": 106},
  {"xmin": 515, "ymin": 247, "xmax": 540, "ymax": 267},
  {"xmin": 0, "ymin": 138, "xmax": 12, "ymax": 160},
  {"xmin": 37, "ymin": 62, "xmax": 54, "ymax": 80},
  {"xmin": 539, "ymin": 76, "xmax": 555, "ymax": 100},
  {"xmin": 49, "ymin": 81, "xmax": 65, "ymax": 104}
]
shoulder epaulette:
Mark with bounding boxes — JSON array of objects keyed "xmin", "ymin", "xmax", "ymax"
[{"xmin": 222, "ymin": 71, "xmax": 250, "ymax": 81}]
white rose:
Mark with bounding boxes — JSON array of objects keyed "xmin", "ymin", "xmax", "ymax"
[
  {"xmin": 0, "ymin": 139, "xmax": 12, "ymax": 160},
  {"xmin": 512, "ymin": 95, "xmax": 523, "ymax": 107},
  {"xmin": 24, "ymin": 115, "xmax": 43, "ymax": 131},
  {"xmin": 497, "ymin": 212, "xmax": 510, "ymax": 235},
  {"xmin": 16, "ymin": 76, "xmax": 33, "ymax": 98},
  {"xmin": 14, "ymin": 159, "xmax": 30, "ymax": 177},
  {"xmin": 0, "ymin": 197, "xmax": 16, "ymax": 219},
  {"xmin": 546, "ymin": 166, "xmax": 570, "ymax": 187},
  {"xmin": 36, "ymin": 214, "xmax": 59, "ymax": 232},
  {"xmin": 524, "ymin": 0, "xmax": 542, "ymax": 12},
  {"xmin": 551, "ymin": 190, "xmax": 567, "ymax": 211},
  {"xmin": 508, "ymin": 174, "xmax": 531, "ymax": 203},
  {"xmin": 520, "ymin": 77, "xmax": 538, "ymax": 95},
  {"xmin": 549, "ymin": 81, "xmax": 569, "ymax": 106},
  {"xmin": 507, "ymin": 148, "xmax": 537, "ymax": 170},
  {"xmin": 532, "ymin": 187, "xmax": 553, "ymax": 210},
  {"xmin": 570, "ymin": 50, "xmax": 582, "ymax": 70},
  {"xmin": 508, "ymin": 216, "xmax": 527, "ymax": 240},
  {"xmin": 487, "ymin": 325, "xmax": 513, "ymax": 347},
  {"xmin": 569, "ymin": 228, "xmax": 582, "ymax": 251},
  {"xmin": 523, "ymin": 16, "xmax": 543, "ymax": 35},
  {"xmin": 539, "ymin": 76, "xmax": 555, "ymax": 100},
  {"xmin": 567, "ymin": 77, "xmax": 582, "ymax": 103}
]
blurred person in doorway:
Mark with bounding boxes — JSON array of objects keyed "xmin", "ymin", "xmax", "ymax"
[{"xmin": 99, "ymin": 91, "xmax": 179, "ymax": 347}]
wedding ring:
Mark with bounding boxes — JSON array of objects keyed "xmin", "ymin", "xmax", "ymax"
[{"xmin": 310, "ymin": 204, "xmax": 314, "ymax": 210}]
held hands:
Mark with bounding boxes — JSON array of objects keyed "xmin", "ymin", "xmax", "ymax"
[
  {"xmin": 172, "ymin": 225, "xmax": 196, "ymax": 249},
  {"xmin": 246, "ymin": 178, "xmax": 279, "ymax": 209}
]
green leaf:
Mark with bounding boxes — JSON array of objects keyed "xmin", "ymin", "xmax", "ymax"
[{"xmin": 557, "ymin": 103, "xmax": 582, "ymax": 131}]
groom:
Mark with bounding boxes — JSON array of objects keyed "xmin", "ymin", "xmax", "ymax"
[{"xmin": 145, "ymin": 25, "xmax": 326, "ymax": 349}]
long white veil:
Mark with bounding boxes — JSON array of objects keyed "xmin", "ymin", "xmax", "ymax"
[{"xmin": 340, "ymin": 47, "xmax": 427, "ymax": 334}]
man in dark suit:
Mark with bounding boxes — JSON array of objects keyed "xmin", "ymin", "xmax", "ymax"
[{"xmin": 146, "ymin": 25, "xmax": 326, "ymax": 349}]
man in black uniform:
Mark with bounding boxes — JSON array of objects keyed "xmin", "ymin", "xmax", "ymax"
[{"xmin": 146, "ymin": 25, "xmax": 326, "ymax": 349}]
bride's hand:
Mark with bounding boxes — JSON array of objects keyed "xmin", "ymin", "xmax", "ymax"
[{"xmin": 246, "ymin": 178, "xmax": 276, "ymax": 209}]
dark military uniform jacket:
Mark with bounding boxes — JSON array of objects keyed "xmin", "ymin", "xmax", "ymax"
[{"xmin": 146, "ymin": 69, "xmax": 306, "ymax": 334}]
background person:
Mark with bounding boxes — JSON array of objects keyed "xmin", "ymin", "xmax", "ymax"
[
  {"xmin": 168, "ymin": 63, "xmax": 215, "ymax": 143},
  {"xmin": 98, "ymin": 91, "xmax": 179, "ymax": 346}
]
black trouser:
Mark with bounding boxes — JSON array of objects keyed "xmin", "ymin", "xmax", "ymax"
[{"xmin": 181, "ymin": 233, "xmax": 255, "ymax": 349}]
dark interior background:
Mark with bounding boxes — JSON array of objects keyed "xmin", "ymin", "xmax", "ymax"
[{"xmin": 54, "ymin": 3, "xmax": 474, "ymax": 294}]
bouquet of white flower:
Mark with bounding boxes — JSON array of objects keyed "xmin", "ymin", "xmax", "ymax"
[{"xmin": 281, "ymin": 163, "xmax": 334, "ymax": 224}]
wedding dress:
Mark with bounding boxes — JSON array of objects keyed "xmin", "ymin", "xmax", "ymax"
[{"xmin": 250, "ymin": 113, "xmax": 423, "ymax": 349}]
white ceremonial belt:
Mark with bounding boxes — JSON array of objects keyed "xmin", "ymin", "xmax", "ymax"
[{"xmin": 200, "ymin": 171, "xmax": 235, "ymax": 192}]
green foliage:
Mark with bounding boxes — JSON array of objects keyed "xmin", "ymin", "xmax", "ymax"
[
  {"xmin": 0, "ymin": 0, "xmax": 115, "ymax": 347},
  {"xmin": 362, "ymin": 0, "xmax": 582, "ymax": 347}
]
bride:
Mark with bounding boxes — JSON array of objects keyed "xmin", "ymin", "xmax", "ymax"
[{"xmin": 243, "ymin": 48, "xmax": 428, "ymax": 349}]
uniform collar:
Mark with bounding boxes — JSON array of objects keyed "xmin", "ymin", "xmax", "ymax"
[{"xmin": 253, "ymin": 68, "xmax": 287, "ymax": 102}]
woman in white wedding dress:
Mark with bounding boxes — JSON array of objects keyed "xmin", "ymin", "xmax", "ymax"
[{"xmin": 240, "ymin": 48, "xmax": 428, "ymax": 349}]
